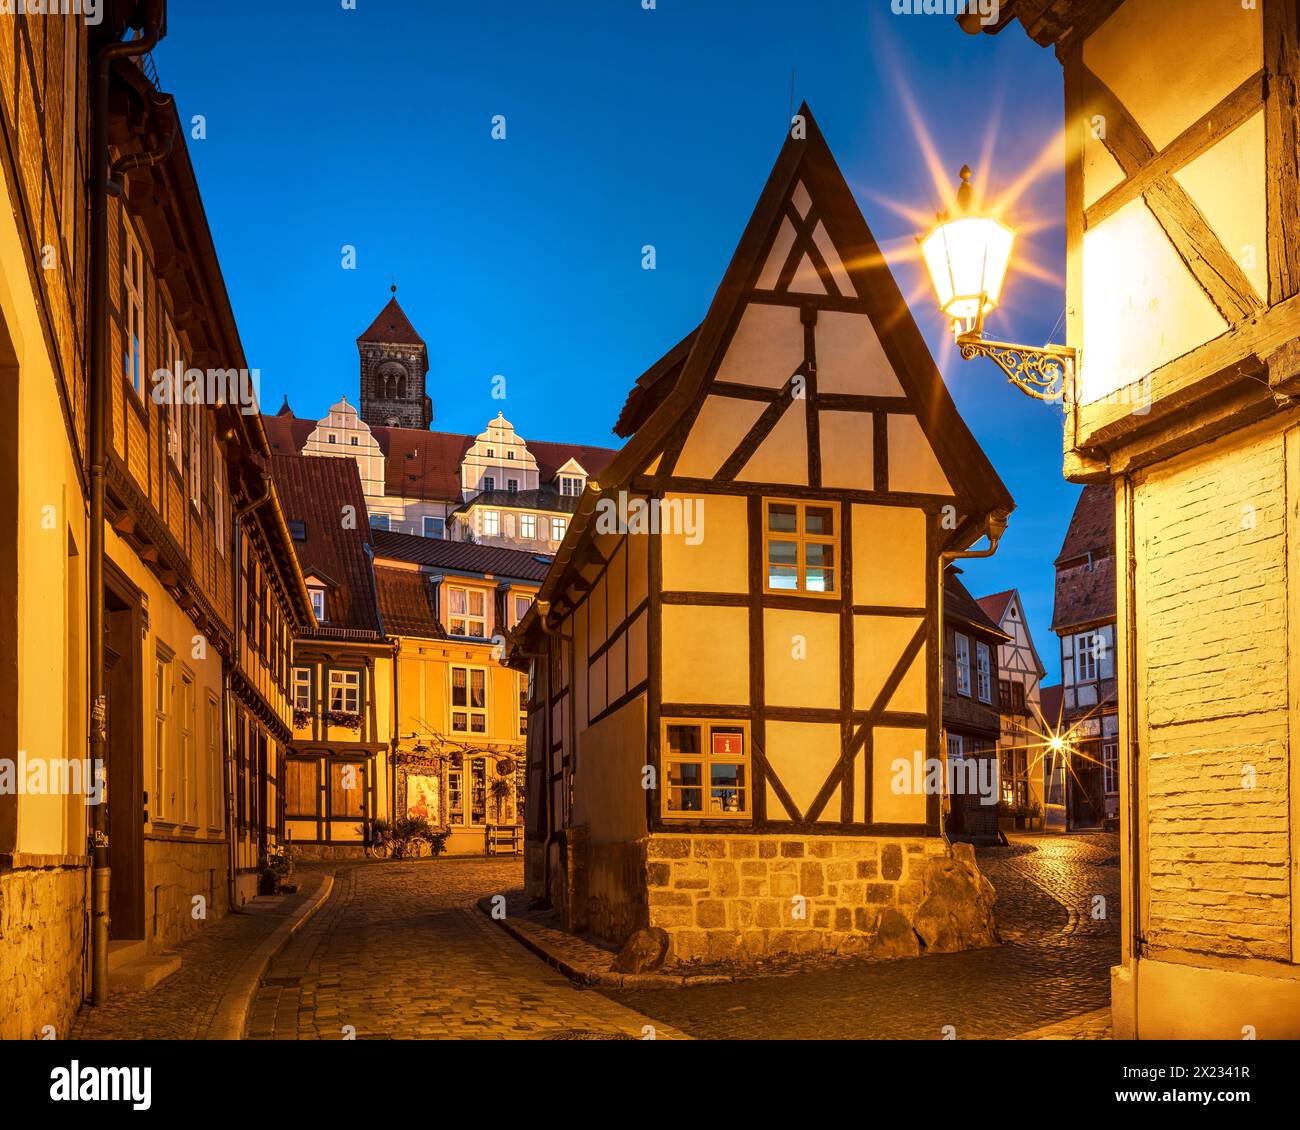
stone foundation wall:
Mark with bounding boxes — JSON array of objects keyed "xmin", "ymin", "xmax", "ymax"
[
  {"xmin": 583, "ymin": 838, "xmax": 648, "ymax": 944},
  {"xmin": 291, "ymin": 842, "xmax": 366, "ymax": 862},
  {"xmin": 0, "ymin": 863, "xmax": 87, "ymax": 1040},
  {"xmin": 144, "ymin": 839, "xmax": 228, "ymax": 947},
  {"xmin": 642, "ymin": 833, "xmax": 996, "ymax": 965}
]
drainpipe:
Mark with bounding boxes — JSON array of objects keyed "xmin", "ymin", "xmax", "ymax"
[
  {"xmin": 937, "ymin": 511, "xmax": 1009, "ymax": 841},
  {"xmin": 88, "ymin": 1, "xmax": 166, "ymax": 1008}
]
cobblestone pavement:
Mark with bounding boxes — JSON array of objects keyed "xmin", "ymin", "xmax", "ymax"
[
  {"xmin": 598, "ymin": 833, "xmax": 1120, "ymax": 1040},
  {"xmin": 245, "ymin": 859, "xmax": 682, "ymax": 1040},
  {"xmin": 70, "ymin": 877, "xmax": 326, "ymax": 1041}
]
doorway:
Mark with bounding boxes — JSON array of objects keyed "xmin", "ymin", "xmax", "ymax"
[{"xmin": 104, "ymin": 564, "xmax": 144, "ymax": 940}]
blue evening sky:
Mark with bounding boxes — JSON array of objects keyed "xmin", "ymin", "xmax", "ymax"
[{"xmin": 158, "ymin": 0, "xmax": 1071, "ymax": 682}]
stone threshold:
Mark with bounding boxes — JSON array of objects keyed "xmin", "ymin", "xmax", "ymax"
[{"xmin": 477, "ymin": 896, "xmax": 739, "ymax": 989}]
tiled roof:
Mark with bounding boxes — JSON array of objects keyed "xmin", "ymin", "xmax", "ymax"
[
  {"xmin": 1056, "ymin": 484, "xmax": 1114, "ymax": 565},
  {"xmin": 1052, "ymin": 486, "xmax": 1117, "ymax": 631},
  {"xmin": 614, "ymin": 327, "xmax": 698, "ymax": 438},
  {"xmin": 269, "ymin": 454, "xmax": 382, "ymax": 635},
  {"xmin": 373, "ymin": 565, "xmax": 444, "ymax": 639},
  {"xmin": 372, "ymin": 529, "xmax": 552, "ymax": 581},
  {"xmin": 263, "ymin": 413, "xmax": 619, "ymax": 505},
  {"xmin": 945, "ymin": 569, "xmax": 1009, "ymax": 639},
  {"xmin": 451, "ymin": 486, "xmax": 578, "ymax": 516},
  {"xmin": 1039, "ymin": 684, "xmax": 1064, "ymax": 727},
  {"xmin": 358, "ymin": 295, "xmax": 425, "ymax": 346},
  {"xmin": 975, "ymin": 589, "xmax": 1015, "ymax": 626}
]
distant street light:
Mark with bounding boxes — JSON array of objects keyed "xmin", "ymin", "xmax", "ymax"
[{"xmin": 921, "ymin": 165, "xmax": 1075, "ymax": 402}]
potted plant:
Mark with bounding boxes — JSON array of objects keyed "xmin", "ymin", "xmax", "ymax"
[
  {"xmin": 259, "ymin": 843, "xmax": 292, "ymax": 894},
  {"xmin": 491, "ymin": 777, "xmax": 511, "ymax": 822},
  {"xmin": 995, "ymin": 799, "xmax": 1016, "ymax": 834},
  {"xmin": 366, "ymin": 817, "xmax": 393, "ymax": 859},
  {"xmin": 292, "ymin": 707, "xmax": 311, "ymax": 730},
  {"xmin": 324, "ymin": 709, "xmax": 362, "ymax": 731}
]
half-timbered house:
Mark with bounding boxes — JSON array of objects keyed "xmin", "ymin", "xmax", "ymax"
[
  {"xmin": 510, "ymin": 107, "xmax": 1013, "ymax": 964},
  {"xmin": 966, "ymin": 0, "xmax": 1300, "ymax": 1036}
]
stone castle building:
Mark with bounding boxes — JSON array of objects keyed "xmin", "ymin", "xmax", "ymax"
[{"xmin": 265, "ymin": 295, "xmax": 616, "ymax": 556}]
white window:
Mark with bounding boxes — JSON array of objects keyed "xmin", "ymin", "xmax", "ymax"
[
  {"xmin": 123, "ymin": 221, "xmax": 145, "ymax": 397},
  {"xmin": 180, "ymin": 671, "xmax": 196, "ymax": 825},
  {"xmin": 370, "ymin": 513, "xmax": 390, "ymax": 531},
  {"xmin": 189, "ymin": 405, "xmax": 202, "ymax": 510},
  {"xmin": 451, "ymin": 666, "xmax": 487, "ymax": 734},
  {"xmin": 1103, "ymin": 740, "xmax": 1119, "ymax": 795},
  {"xmin": 153, "ymin": 650, "xmax": 170, "ymax": 821},
  {"xmin": 213, "ymin": 438, "xmax": 227, "ymax": 556},
  {"xmin": 1075, "ymin": 631, "xmax": 1098, "ymax": 683},
  {"xmin": 292, "ymin": 667, "xmax": 312, "ymax": 712},
  {"xmin": 165, "ymin": 319, "xmax": 182, "ymax": 467},
  {"xmin": 482, "ymin": 510, "xmax": 500, "ymax": 536},
  {"xmin": 328, "ymin": 670, "xmax": 360, "ymax": 714},
  {"xmin": 559, "ymin": 476, "xmax": 583, "ymax": 496},
  {"xmin": 520, "ymin": 513, "xmax": 536, "ymax": 539},
  {"xmin": 447, "ymin": 585, "xmax": 488, "ymax": 637},
  {"xmin": 513, "ymin": 593, "xmax": 531, "ymax": 625},
  {"xmin": 976, "ymin": 642, "xmax": 992, "ymax": 704},
  {"xmin": 206, "ymin": 692, "xmax": 221, "ymax": 829},
  {"xmin": 551, "ymin": 516, "xmax": 567, "ymax": 542},
  {"xmin": 954, "ymin": 633, "xmax": 971, "ymax": 697},
  {"xmin": 947, "ymin": 732, "xmax": 965, "ymax": 759},
  {"xmin": 423, "ymin": 515, "xmax": 444, "ymax": 538},
  {"xmin": 309, "ymin": 587, "xmax": 326, "ymax": 622}
]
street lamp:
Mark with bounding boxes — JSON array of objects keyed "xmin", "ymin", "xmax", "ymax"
[{"xmin": 920, "ymin": 165, "xmax": 1075, "ymax": 402}]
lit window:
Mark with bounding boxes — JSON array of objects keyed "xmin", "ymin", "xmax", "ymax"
[
  {"xmin": 513, "ymin": 593, "xmax": 531, "ymax": 624},
  {"xmin": 447, "ymin": 585, "xmax": 487, "ymax": 637},
  {"xmin": 482, "ymin": 510, "xmax": 500, "ymax": 536},
  {"xmin": 551, "ymin": 516, "xmax": 567, "ymax": 542},
  {"xmin": 448, "ymin": 769, "xmax": 464, "ymax": 824},
  {"xmin": 955, "ymin": 633, "xmax": 971, "ymax": 697},
  {"xmin": 292, "ymin": 667, "xmax": 312, "ymax": 712},
  {"xmin": 661, "ymin": 720, "xmax": 750, "ymax": 819},
  {"xmin": 763, "ymin": 499, "xmax": 838, "ymax": 596},
  {"xmin": 451, "ymin": 667, "xmax": 488, "ymax": 734},
  {"xmin": 520, "ymin": 513, "xmax": 536, "ymax": 539},
  {"xmin": 976, "ymin": 642, "xmax": 992, "ymax": 703},
  {"xmin": 328, "ymin": 669, "xmax": 360, "ymax": 714},
  {"xmin": 470, "ymin": 758, "xmax": 487, "ymax": 824},
  {"xmin": 423, "ymin": 515, "xmax": 444, "ymax": 538},
  {"xmin": 309, "ymin": 587, "xmax": 326, "ymax": 622},
  {"xmin": 122, "ymin": 222, "xmax": 145, "ymax": 397}
]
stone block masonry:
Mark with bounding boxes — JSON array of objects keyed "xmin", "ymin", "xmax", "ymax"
[
  {"xmin": 0, "ymin": 863, "xmax": 88, "ymax": 1040},
  {"xmin": 144, "ymin": 839, "xmax": 229, "ymax": 948},
  {"xmin": 644, "ymin": 834, "xmax": 997, "ymax": 965}
]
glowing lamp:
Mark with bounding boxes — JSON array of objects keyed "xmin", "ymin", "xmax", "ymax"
[{"xmin": 919, "ymin": 164, "xmax": 1073, "ymax": 403}]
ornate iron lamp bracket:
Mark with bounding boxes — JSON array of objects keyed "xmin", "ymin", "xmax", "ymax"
[{"xmin": 955, "ymin": 332, "xmax": 1075, "ymax": 402}]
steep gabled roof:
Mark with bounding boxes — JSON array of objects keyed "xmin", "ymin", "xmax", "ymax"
[
  {"xmin": 372, "ymin": 529, "xmax": 551, "ymax": 582},
  {"xmin": 945, "ymin": 570, "xmax": 1011, "ymax": 641},
  {"xmin": 976, "ymin": 589, "xmax": 1015, "ymax": 625},
  {"xmin": 614, "ymin": 327, "xmax": 699, "ymax": 438},
  {"xmin": 374, "ymin": 565, "xmax": 445, "ymax": 639},
  {"xmin": 358, "ymin": 295, "xmax": 425, "ymax": 346},
  {"xmin": 1056, "ymin": 484, "xmax": 1114, "ymax": 565},
  {"xmin": 518, "ymin": 103, "xmax": 1014, "ymax": 643},
  {"xmin": 270, "ymin": 454, "xmax": 382, "ymax": 636},
  {"xmin": 976, "ymin": 587, "xmax": 1048, "ymax": 677}
]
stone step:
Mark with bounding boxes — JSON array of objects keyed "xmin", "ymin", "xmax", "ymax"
[
  {"xmin": 108, "ymin": 953, "xmax": 181, "ymax": 994},
  {"xmin": 106, "ymin": 939, "xmax": 148, "ymax": 972}
]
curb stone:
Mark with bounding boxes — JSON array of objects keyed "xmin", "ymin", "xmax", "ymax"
[
  {"xmin": 476, "ymin": 896, "xmax": 739, "ymax": 989},
  {"xmin": 209, "ymin": 869, "xmax": 336, "ymax": 1040}
]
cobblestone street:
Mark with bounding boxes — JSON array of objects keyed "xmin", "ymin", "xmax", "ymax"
[
  {"xmin": 244, "ymin": 859, "xmax": 680, "ymax": 1040},
  {"xmin": 598, "ymin": 833, "xmax": 1120, "ymax": 1039}
]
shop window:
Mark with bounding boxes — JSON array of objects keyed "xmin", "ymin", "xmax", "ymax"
[
  {"xmin": 470, "ymin": 759, "xmax": 487, "ymax": 825},
  {"xmin": 661, "ymin": 720, "xmax": 750, "ymax": 820},
  {"xmin": 448, "ymin": 768, "xmax": 464, "ymax": 824}
]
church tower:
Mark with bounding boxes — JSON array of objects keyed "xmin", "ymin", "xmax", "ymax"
[{"xmin": 357, "ymin": 287, "xmax": 432, "ymax": 430}]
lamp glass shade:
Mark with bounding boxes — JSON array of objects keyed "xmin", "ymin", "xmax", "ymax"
[{"xmin": 920, "ymin": 215, "xmax": 1016, "ymax": 324}]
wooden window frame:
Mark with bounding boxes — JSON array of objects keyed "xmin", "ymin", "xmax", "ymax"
[
  {"xmin": 450, "ymin": 664, "xmax": 488, "ymax": 735},
  {"xmin": 153, "ymin": 645, "xmax": 173, "ymax": 823},
  {"xmin": 519, "ymin": 512, "xmax": 536, "ymax": 539},
  {"xmin": 1075, "ymin": 630, "xmax": 1098, "ymax": 683},
  {"xmin": 164, "ymin": 317, "xmax": 182, "ymax": 468},
  {"xmin": 550, "ymin": 516, "xmax": 567, "ymax": 542},
  {"xmin": 206, "ymin": 691, "xmax": 222, "ymax": 831},
  {"xmin": 482, "ymin": 509, "xmax": 500, "ymax": 536},
  {"xmin": 179, "ymin": 667, "xmax": 197, "ymax": 827},
  {"xmin": 761, "ymin": 498, "xmax": 840, "ymax": 599},
  {"xmin": 285, "ymin": 757, "xmax": 321, "ymax": 820},
  {"xmin": 292, "ymin": 666, "xmax": 313, "ymax": 712},
  {"xmin": 122, "ymin": 219, "xmax": 146, "ymax": 401},
  {"xmin": 446, "ymin": 584, "xmax": 488, "ymax": 638},
  {"xmin": 954, "ymin": 632, "xmax": 971, "ymax": 697},
  {"xmin": 659, "ymin": 718, "xmax": 752, "ymax": 822},
  {"xmin": 975, "ymin": 641, "xmax": 992, "ymax": 704},
  {"xmin": 327, "ymin": 669, "xmax": 361, "ymax": 715},
  {"xmin": 309, "ymin": 586, "xmax": 325, "ymax": 623}
]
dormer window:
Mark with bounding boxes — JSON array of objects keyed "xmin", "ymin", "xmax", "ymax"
[
  {"xmin": 559, "ymin": 476, "xmax": 584, "ymax": 496},
  {"xmin": 288, "ymin": 520, "xmax": 306, "ymax": 541},
  {"xmin": 483, "ymin": 476, "xmax": 495, "ymax": 492},
  {"xmin": 309, "ymin": 587, "xmax": 326, "ymax": 622}
]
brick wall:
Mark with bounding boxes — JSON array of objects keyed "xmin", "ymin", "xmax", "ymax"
[{"xmin": 1137, "ymin": 429, "xmax": 1291, "ymax": 960}]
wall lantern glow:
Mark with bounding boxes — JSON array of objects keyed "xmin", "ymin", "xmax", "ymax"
[{"xmin": 921, "ymin": 166, "xmax": 1075, "ymax": 402}]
